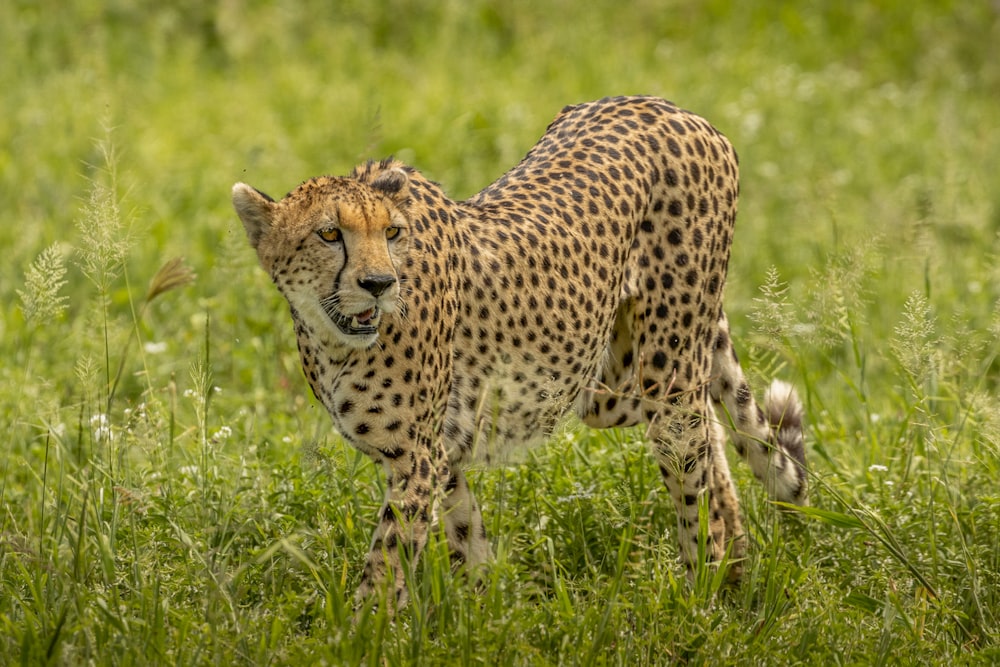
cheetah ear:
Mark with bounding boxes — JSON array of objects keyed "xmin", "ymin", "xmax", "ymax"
[
  {"xmin": 232, "ymin": 183, "xmax": 276, "ymax": 249},
  {"xmin": 370, "ymin": 167, "xmax": 410, "ymax": 206}
]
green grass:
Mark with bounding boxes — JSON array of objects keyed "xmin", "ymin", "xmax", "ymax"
[{"xmin": 3, "ymin": 0, "xmax": 1000, "ymax": 664}]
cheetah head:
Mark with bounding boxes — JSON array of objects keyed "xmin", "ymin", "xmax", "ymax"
[{"xmin": 232, "ymin": 168, "xmax": 410, "ymax": 349}]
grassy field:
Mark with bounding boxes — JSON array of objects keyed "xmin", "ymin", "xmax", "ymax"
[{"xmin": 3, "ymin": 1, "xmax": 1000, "ymax": 664}]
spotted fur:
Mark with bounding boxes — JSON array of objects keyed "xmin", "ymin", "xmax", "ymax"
[{"xmin": 233, "ymin": 96, "xmax": 807, "ymax": 609}]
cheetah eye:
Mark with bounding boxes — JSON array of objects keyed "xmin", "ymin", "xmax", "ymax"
[
  {"xmin": 317, "ymin": 227, "xmax": 341, "ymax": 243},
  {"xmin": 385, "ymin": 226, "xmax": 401, "ymax": 241}
]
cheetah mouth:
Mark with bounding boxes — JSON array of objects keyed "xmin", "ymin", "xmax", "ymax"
[{"xmin": 328, "ymin": 306, "xmax": 381, "ymax": 337}]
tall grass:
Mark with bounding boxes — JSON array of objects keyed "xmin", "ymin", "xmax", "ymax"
[{"xmin": 2, "ymin": 0, "xmax": 999, "ymax": 664}]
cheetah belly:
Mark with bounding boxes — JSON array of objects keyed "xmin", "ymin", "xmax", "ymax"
[{"xmin": 444, "ymin": 358, "xmax": 585, "ymax": 465}]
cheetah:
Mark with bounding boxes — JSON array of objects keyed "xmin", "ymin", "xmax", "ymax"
[{"xmin": 233, "ymin": 95, "xmax": 807, "ymax": 609}]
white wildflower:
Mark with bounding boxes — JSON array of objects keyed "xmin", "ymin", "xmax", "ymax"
[
  {"xmin": 212, "ymin": 425, "xmax": 232, "ymax": 442},
  {"xmin": 143, "ymin": 341, "xmax": 167, "ymax": 354},
  {"xmin": 90, "ymin": 414, "xmax": 113, "ymax": 441}
]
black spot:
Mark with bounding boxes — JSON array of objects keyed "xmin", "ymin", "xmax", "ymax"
[{"xmin": 454, "ymin": 522, "xmax": 470, "ymax": 542}]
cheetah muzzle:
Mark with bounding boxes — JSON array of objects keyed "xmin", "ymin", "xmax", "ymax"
[
  {"xmin": 233, "ymin": 95, "xmax": 809, "ymax": 613},
  {"xmin": 324, "ymin": 303, "xmax": 382, "ymax": 339}
]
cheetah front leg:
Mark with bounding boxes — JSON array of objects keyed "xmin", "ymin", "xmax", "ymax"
[
  {"xmin": 356, "ymin": 447, "xmax": 440, "ymax": 611},
  {"xmin": 439, "ymin": 469, "xmax": 491, "ymax": 571}
]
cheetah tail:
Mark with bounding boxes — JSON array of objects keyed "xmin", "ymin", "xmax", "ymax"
[
  {"xmin": 710, "ymin": 314, "xmax": 808, "ymax": 504},
  {"xmin": 762, "ymin": 379, "xmax": 808, "ymax": 503}
]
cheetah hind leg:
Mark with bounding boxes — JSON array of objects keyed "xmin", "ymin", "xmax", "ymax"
[
  {"xmin": 583, "ymin": 301, "xmax": 744, "ymax": 580},
  {"xmin": 644, "ymin": 387, "xmax": 743, "ymax": 583},
  {"xmin": 706, "ymin": 401, "xmax": 746, "ymax": 581}
]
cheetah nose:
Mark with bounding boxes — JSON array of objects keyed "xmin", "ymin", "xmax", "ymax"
[{"xmin": 358, "ymin": 274, "xmax": 397, "ymax": 297}]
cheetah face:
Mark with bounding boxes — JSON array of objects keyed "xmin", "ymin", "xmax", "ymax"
[{"xmin": 232, "ymin": 168, "xmax": 411, "ymax": 349}]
